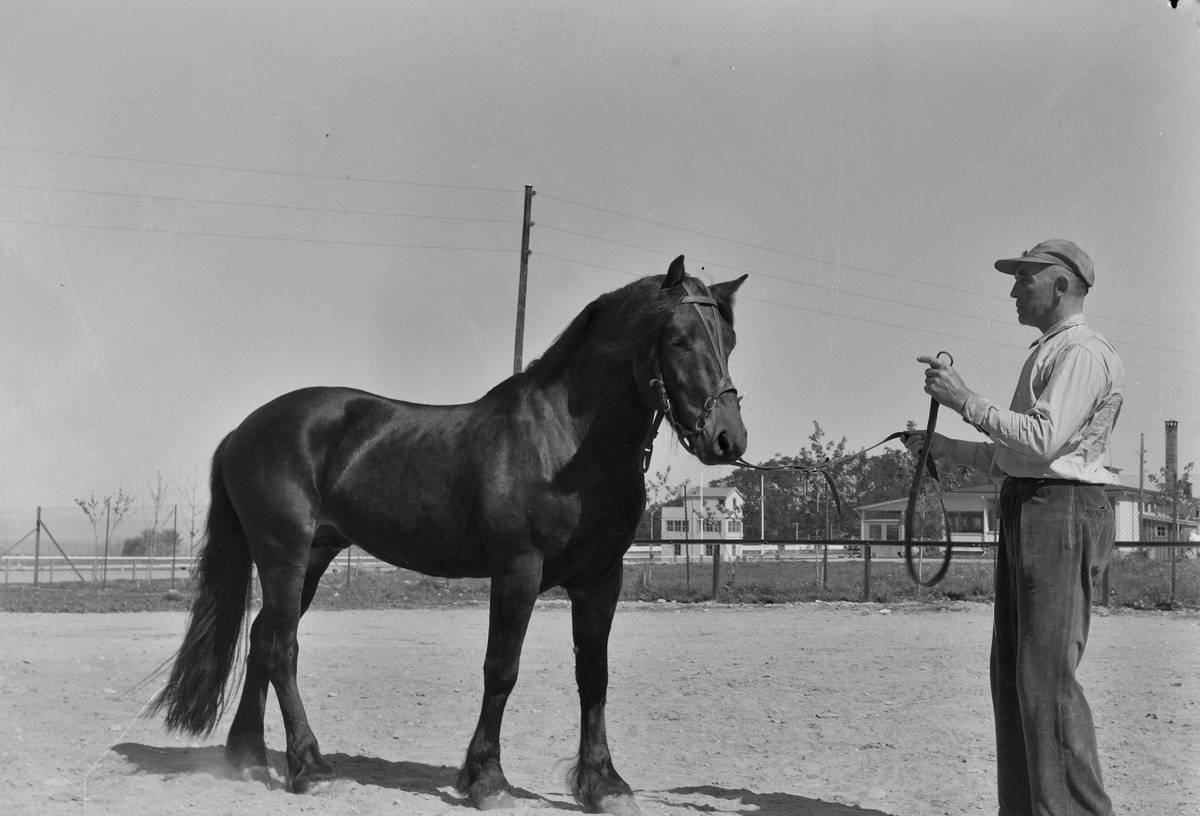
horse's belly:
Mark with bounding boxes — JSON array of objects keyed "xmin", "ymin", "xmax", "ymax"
[{"xmin": 326, "ymin": 511, "xmax": 490, "ymax": 579}]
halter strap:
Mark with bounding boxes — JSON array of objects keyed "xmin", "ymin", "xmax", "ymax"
[{"xmin": 641, "ymin": 285, "xmax": 738, "ymax": 471}]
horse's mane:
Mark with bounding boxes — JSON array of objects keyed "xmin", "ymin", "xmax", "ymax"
[{"xmin": 522, "ymin": 274, "xmax": 714, "ymax": 383}]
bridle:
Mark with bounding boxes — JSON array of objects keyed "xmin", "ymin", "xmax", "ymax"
[
  {"xmin": 641, "ymin": 283, "xmax": 739, "ymax": 471},
  {"xmin": 637, "ymin": 289, "xmax": 957, "ymax": 588}
]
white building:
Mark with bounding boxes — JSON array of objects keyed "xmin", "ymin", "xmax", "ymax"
[
  {"xmin": 658, "ymin": 485, "xmax": 744, "ymax": 561},
  {"xmin": 857, "ymin": 478, "xmax": 1198, "ymax": 558}
]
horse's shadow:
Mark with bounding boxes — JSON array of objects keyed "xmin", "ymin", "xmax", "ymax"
[
  {"xmin": 111, "ymin": 743, "xmax": 562, "ymax": 808},
  {"xmin": 650, "ymin": 784, "xmax": 896, "ymax": 816},
  {"xmin": 110, "ymin": 746, "xmax": 890, "ymax": 815}
]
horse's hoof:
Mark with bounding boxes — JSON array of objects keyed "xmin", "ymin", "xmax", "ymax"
[
  {"xmin": 238, "ymin": 764, "xmax": 273, "ymax": 786},
  {"xmin": 596, "ymin": 794, "xmax": 641, "ymax": 816},
  {"xmin": 289, "ymin": 771, "xmax": 336, "ymax": 795},
  {"xmin": 470, "ymin": 787, "xmax": 516, "ymax": 810}
]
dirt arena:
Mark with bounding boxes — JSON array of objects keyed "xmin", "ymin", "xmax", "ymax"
[{"xmin": 2, "ymin": 601, "xmax": 1195, "ymax": 816}]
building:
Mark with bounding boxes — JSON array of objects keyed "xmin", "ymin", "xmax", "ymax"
[
  {"xmin": 857, "ymin": 483, "xmax": 1000, "ymax": 557},
  {"xmin": 858, "ymin": 477, "xmax": 1199, "ymax": 558},
  {"xmin": 658, "ymin": 485, "xmax": 744, "ymax": 561}
]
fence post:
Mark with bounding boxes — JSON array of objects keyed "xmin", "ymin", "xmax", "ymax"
[
  {"xmin": 33, "ymin": 507, "xmax": 41, "ymax": 588},
  {"xmin": 711, "ymin": 543, "xmax": 721, "ymax": 600},
  {"xmin": 102, "ymin": 503, "xmax": 111, "ymax": 590},
  {"xmin": 171, "ymin": 505, "xmax": 178, "ymax": 589},
  {"xmin": 862, "ymin": 543, "xmax": 872, "ymax": 602},
  {"xmin": 1101, "ymin": 564, "xmax": 1110, "ymax": 606},
  {"xmin": 1171, "ymin": 546, "xmax": 1177, "ymax": 605}
]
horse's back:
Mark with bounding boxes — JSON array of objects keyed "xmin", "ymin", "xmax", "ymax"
[{"xmin": 220, "ymin": 386, "xmax": 493, "ymax": 576}]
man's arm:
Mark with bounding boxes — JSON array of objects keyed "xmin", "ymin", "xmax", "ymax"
[
  {"xmin": 956, "ymin": 347, "xmax": 1111, "ymax": 463},
  {"xmin": 903, "ymin": 430, "xmax": 996, "ymax": 473}
]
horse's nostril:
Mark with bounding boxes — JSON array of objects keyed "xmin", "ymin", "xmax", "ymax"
[{"xmin": 717, "ymin": 431, "xmax": 732, "ymax": 456}]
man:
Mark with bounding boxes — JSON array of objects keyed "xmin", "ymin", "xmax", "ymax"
[{"xmin": 906, "ymin": 238, "xmax": 1123, "ymax": 816}]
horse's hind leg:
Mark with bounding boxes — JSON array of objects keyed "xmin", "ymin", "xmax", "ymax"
[
  {"xmin": 566, "ymin": 562, "xmax": 640, "ymax": 816},
  {"xmin": 226, "ymin": 542, "xmax": 340, "ymax": 792},
  {"xmin": 224, "ymin": 607, "xmax": 273, "ymax": 783}
]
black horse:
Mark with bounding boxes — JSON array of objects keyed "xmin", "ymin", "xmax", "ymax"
[{"xmin": 153, "ymin": 256, "xmax": 747, "ymax": 814}]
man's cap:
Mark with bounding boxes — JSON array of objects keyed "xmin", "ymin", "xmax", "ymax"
[{"xmin": 994, "ymin": 238, "xmax": 1094, "ymax": 288}]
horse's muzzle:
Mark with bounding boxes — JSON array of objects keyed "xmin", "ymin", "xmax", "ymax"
[{"xmin": 694, "ymin": 394, "xmax": 747, "ymax": 465}]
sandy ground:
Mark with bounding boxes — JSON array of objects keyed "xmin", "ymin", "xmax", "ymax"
[{"xmin": 1, "ymin": 601, "xmax": 1196, "ymax": 816}]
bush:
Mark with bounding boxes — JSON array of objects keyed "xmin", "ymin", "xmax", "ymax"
[{"xmin": 120, "ymin": 527, "xmax": 182, "ymax": 557}]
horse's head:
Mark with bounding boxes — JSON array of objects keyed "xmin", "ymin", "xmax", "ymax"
[{"xmin": 641, "ymin": 256, "xmax": 748, "ymax": 466}]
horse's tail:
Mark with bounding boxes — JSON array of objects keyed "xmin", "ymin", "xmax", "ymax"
[{"xmin": 152, "ymin": 432, "xmax": 254, "ymax": 736}]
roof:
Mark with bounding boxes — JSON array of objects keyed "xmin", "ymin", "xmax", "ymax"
[
  {"xmin": 859, "ymin": 493, "xmax": 995, "ymax": 513},
  {"xmin": 682, "ymin": 486, "xmax": 740, "ymax": 498},
  {"xmin": 663, "ymin": 485, "xmax": 743, "ymax": 508}
]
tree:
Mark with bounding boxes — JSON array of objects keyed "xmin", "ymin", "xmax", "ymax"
[
  {"xmin": 716, "ymin": 422, "xmax": 859, "ymax": 540},
  {"xmin": 1149, "ymin": 460, "xmax": 1198, "ymax": 536},
  {"xmin": 143, "ymin": 471, "xmax": 172, "ymax": 553},
  {"xmin": 716, "ymin": 420, "xmax": 992, "ymax": 541},
  {"xmin": 121, "ymin": 527, "xmax": 182, "ymax": 557},
  {"xmin": 638, "ymin": 468, "xmax": 691, "ymax": 539},
  {"xmin": 176, "ymin": 472, "xmax": 206, "ymax": 558},
  {"xmin": 75, "ymin": 486, "xmax": 136, "ymax": 581}
]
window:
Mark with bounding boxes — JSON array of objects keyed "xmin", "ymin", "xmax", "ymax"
[
  {"xmin": 665, "ymin": 520, "xmax": 687, "ymax": 533},
  {"xmin": 704, "ymin": 543, "xmax": 715, "ymax": 556},
  {"xmin": 728, "ymin": 520, "xmax": 742, "ymax": 534},
  {"xmin": 702, "ymin": 519, "xmax": 720, "ymax": 533},
  {"xmin": 947, "ymin": 513, "xmax": 984, "ymax": 533},
  {"xmin": 673, "ymin": 544, "xmax": 682, "ymax": 556}
]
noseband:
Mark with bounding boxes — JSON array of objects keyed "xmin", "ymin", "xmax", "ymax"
[{"xmin": 641, "ymin": 286, "xmax": 738, "ymax": 470}]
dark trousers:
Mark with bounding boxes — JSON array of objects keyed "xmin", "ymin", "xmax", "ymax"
[{"xmin": 993, "ymin": 478, "xmax": 1114, "ymax": 816}]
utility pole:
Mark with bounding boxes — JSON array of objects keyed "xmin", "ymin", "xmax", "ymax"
[
  {"xmin": 1138, "ymin": 433, "xmax": 1145, "ymax": 547},
  {"xmin": 513, "ymin": 185, "xmax": 535, "ymax": 375}
]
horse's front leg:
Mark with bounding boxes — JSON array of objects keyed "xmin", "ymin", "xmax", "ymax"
[
  {"xmin": 456, "ymin": 552, "xmax": 542, "ymax": 810},
  {"xmin": 566, "ymin": 561, "xmax": 640, "ymax": 816}
]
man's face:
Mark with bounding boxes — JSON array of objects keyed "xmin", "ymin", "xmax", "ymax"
[{"xmin": 1008, "ymin": 262, "xmax": 1060, "ymax": 329}]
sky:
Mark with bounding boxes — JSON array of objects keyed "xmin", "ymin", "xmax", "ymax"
[{"xmin": 1, "ymin": 0, "xmax": 1198, "ymax": 519}]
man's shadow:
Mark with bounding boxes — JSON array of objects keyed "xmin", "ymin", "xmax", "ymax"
[
  {"xmin": 111, "ymin": 743, "xmax": 548, "ymax": 807},
  {"xmin": 651, "ymin": 784, "xmax": 896, "ymax": 816}
]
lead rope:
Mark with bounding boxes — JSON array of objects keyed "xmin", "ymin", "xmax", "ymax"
[{"xmin": 904, "ymin": 351, "xmax": 955, "ymax": 587}]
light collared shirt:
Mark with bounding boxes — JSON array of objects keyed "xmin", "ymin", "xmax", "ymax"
[{"xmin": 947, "ymin": 315, "xmax": 1125, "ymax": 484}]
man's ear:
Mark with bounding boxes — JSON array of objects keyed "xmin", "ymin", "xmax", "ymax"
[{"xmin": 1053, "ymin": 270, "xmax": 1072, "ymax": 295}]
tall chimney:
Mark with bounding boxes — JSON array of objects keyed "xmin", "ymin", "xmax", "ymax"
[{"xmin": 1165, "ymin": 420, "xmax": 1179, "ymax": 494}]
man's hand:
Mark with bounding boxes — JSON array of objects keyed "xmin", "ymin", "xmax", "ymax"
[
  {"xmin": 917, "ymin": 354, "xmax": 973, "ymax": 414},
  {"xmin": 903, "ymin": 430, "xmax": 951, "ymax": 461}
]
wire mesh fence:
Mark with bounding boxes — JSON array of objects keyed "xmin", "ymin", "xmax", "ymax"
[{"xmin": 2, "ymin": 502, "xmax": 1196, "ymax": 608}]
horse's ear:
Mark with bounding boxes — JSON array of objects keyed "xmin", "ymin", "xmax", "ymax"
[
  {"xmin": 710, "ymin": 274, "xmax": 748, "ymax": 303},
  {"xmin": 710, "ymin": 274, "xmax": 748, "ymax": 325},
  {"xmin": 662, "ymin": 255, "xmax": 687, "ymax": 289}
]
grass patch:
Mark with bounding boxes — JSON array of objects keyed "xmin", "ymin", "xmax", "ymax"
[{"xmin": 2, "ymin": 553, "xmax": 1196, "ymax": 612}]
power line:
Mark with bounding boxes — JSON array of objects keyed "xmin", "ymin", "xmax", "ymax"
[
  {"xmin": 539, "ymin": 221, "xmax": 1199, "ymax": 359},
  {"xmin": 3, "ymin": 146, "xmax": 1192, "ymax": 345},
  {"xmin": 0, "ymin": 218, "xmax": 518, "ymax": 253},
  {"xmin": 0, "ymin": 182, "xmax": 521, "ymax": 225},
  {"xmin": 540, "ymin": 193, "xmax": 1200, "ymax": 339},
  {"xmin": 0, "ymin": 145, "xmax": 520, "ymax": 194},
  {"xmin": 537, "ymin": 249, "xmax": 1200, "ymax": 378}
]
